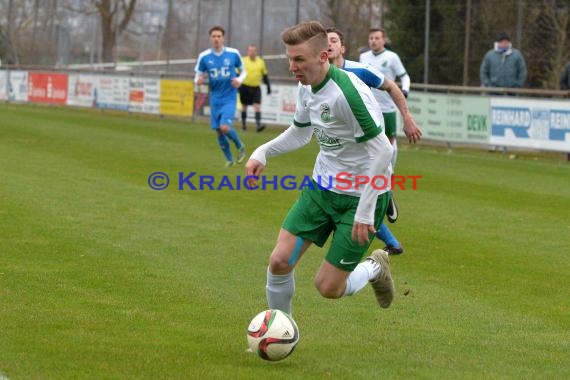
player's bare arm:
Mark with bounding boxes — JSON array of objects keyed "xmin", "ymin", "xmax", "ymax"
[{"xmin": 380, "ymin": 79, "xmax": 422, "ymax": 143}]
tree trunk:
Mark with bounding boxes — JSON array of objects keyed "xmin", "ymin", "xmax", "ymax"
[
  {"xmin": 30, "ymin": 0, "xmax": 39, "ymax": 60},
  {"xmin": 6, "ymin": 0, "xmax": 18, "ymax": 64},
  {"xmin": 99, "ymin": 5, "xmax": 115, "ymax": 63},
  {"xmin": 96, "ymin": 0, "xmax": 138, "ymax": 64}
]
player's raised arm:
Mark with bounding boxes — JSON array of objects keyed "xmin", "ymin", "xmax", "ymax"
[{"xmin": 380, "ymin": 78, "xmax": 422, "ymax": 143}]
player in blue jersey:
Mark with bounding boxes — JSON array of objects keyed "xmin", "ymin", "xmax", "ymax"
[
  {"xmin": 327, "ymin": 27, "xmax": 422, "ymax": 255},
  {"xmin": 195, "ymin": 26, "xmax": 247, "ymax": 167}
]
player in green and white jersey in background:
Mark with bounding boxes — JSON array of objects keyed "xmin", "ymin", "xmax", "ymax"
[
  {"xmin": 360, "ymin": 28, "xmax": 412, "ymax": 255},
  {"xmin": 246, "ymin": 21, "xmax": 421, "ymax": 316},
  {"xmin": 328, "ymin": 27, "xmax": 422, "ymax": 256}
]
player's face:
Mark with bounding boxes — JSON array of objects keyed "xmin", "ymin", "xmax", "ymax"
[
  {"xmin": 247, "ymin": 45, "xmax": 257, "ymax": 59},
  {"xmin": 327, "ymin": 32, "xmax": 345, "ymax": 63},
  {"xmin": 209, "ymin": 31, "xmax": 224, "ymax": 50},
  {"xmin": 368, "ymin": 31, "xmax": 386, "ymax": 52},
  {"xmin": 286, "ymin": 41, "xmax": 329, "ymax": 86}
]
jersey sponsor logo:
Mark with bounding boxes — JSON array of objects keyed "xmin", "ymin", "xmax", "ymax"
[
  {"xmin": 209, "ymin": 67, "xmax": 231, "ymax": 78},
  {"xmin": 339, "ymin": 258, "xmax": 357, "ymax": 265},
  {"xmin": 320, "ymin": 103, "xmax": 331, "ymax": 122},
  {"xmin": 313, "ymin": 128, "xmax": 341, "ymax": 149}
]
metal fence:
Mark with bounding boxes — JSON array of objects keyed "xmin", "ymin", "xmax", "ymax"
[{"xmin": 1, "ymin": 0, "xmax": 569, "ymax": 88}]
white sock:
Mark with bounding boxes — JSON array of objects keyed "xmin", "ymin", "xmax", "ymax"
[
  {"xmin": 343, "ymin": 259, "xmax": 380, "ymax": 297},
  {"xmin": 266, "ymin": 268, "xmax": 295, "ymax": 315},
  {"xmin": 391, "ymin": 139, "xmax": 398, "ymax": 168}
]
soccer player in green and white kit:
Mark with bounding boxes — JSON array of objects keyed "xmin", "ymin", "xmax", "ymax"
[
  {"xmin": 245, "ymin": 21, "xmax": 421, "ymax": 316},
  {"xmin": 360, "ymin": 28, "xmax": 411, "ymax": 255}
]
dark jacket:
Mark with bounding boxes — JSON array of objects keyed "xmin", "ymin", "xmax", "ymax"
[{"xmin": 480, "ymin": 44, "xmax": 526, "ymax": 88}]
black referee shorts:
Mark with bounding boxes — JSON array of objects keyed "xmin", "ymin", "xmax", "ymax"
[{"xmin": 239, "ymin": 85, "xmax": 262, "ymax": 105}]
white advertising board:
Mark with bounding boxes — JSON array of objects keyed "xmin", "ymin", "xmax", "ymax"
[{"xmin": 490, "ymin": 97, "xmax": 570, "ymax": 152}]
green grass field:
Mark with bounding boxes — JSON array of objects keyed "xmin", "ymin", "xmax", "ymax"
[{"xmin": 1, "ymin": 103, "xmax": 569, "ymax": 379}]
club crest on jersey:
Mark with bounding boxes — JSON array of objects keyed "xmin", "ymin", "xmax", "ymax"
[
  {"xmin": 320, "ymin": 103, "xmax": 331, "ymax": 122},
  {"xmin": 223, "ymin": 58, "xmax": 231, "ymax": 66}
]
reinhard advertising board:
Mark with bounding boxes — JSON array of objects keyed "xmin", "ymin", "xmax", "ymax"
[{"xmin": 490, "ymin": 97, "xmax": 570, "ymax": 152}]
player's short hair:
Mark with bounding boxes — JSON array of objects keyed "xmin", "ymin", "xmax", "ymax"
[
  {"xmin": 209, "ymin": 25, "xmax": 225, "ymax": 36},
  {"xmin": 369, "ymin": 28, "xmax": 386, "ymax": 36},
  {"xmin": 281, "ymin": 21, "xmax": 328, "ymax": 52},
  {"xmin": 326, "ymin": 27, "xmax": 345, "ymax": 46}
]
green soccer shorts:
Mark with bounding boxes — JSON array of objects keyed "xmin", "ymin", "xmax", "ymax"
[
  {"xmin": 383, "ymin": 111, "xmax": 397, "ymax": 138},
  {"xmin": 282, "ymin": 184, "xmax": 390, "ymax": 272}
]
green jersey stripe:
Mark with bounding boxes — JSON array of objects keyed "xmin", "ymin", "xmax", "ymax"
[{"xmin": 328, "ymin": 65, "xmax": 382, "ymax": 142}]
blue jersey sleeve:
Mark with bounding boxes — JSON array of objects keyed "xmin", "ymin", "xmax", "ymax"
[
  {"xmin": 351, "ymin": 67, "xmax": 383, "ymax": 88},
  {"xmin": 235, "ymin": 53, "xmax": 244, "ymax": 72},
  {"xmin": 194, "ymin": 50, "xmax": 209, "ymax": 76},
  {"xmin": 198, "ymin": 58, "xmax": 206, "ymax": 74},
  {"xmin": 343, "ymin": 59, "xmax": 385, "ymax": 90}
]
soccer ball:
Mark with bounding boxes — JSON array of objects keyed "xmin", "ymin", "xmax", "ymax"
[{"xmin": 246, "ymin": 309, "xmax": 300, "ymax": 361}]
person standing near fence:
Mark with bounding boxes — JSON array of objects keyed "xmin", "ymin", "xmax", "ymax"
[
  {"xmin": 479, "ymin": 32, "xmax": 526, "ymax": 91},
  {"xmin": 195, "ymin": 25, "xmax": 246, "ymax": 167},
  {"xmin": 360, "ymin": 28, "xmax": 411, "ymax": 255},
  {"xmin": 328, "ymin": 27, "xmax": 421, "ymax": 256},
  {"xmin": 239, "ymin": 44, "xmax": 271, "ymax": 132}
]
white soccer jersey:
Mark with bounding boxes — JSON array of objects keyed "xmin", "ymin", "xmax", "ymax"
[
  {"xmin": 360, "ymin": 49, "xmax": 407, "ymax": 113},
  {"xmin": 293, "ymin": 65, "xmax": 388, "ymax": 196}
]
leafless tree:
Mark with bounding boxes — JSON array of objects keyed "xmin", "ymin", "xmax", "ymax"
[
  {"xmin": 319, "ymin": 0, "xmax": 382, "ymax": 60},
  {"xmin": 160, "ymin": 0, "xmax": 196, "ymax": 62},
  {"xmin": 94, "ymin": 0, "xmax": 138, "ymax": 63}
]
